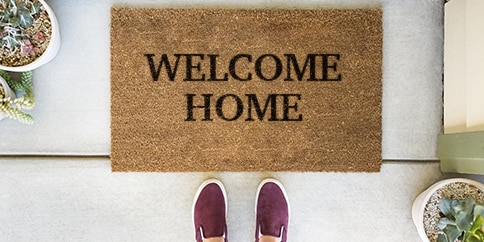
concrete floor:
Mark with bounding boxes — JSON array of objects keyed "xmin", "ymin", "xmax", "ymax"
[
  {"xmin": 0, "ymin": 0, "xmax": 457, "ymax": 241},
  {"xmin": 1, "ymin": 158, "xmax": 472, "ymax": 241}
]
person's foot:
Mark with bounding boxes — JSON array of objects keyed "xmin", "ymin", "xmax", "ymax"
[
  {"xmin": 193, "ymin": 179, "xmax": 228, "ymax": 242},
  {"xmin": 255, "ymin": 178, "xmax": 290, "ymax": 242}
]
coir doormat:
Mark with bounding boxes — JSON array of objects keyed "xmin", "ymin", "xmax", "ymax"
[{"xmin": 110, "ymin": 8, "xmax": 382, "ymax": 172}]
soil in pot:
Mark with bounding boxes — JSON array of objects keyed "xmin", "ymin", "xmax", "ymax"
[
  {"xmin": 0, "ymin": 0, "xmax": 52, "ymax": 67},
  {"xmin": 423, "ymin": 182, "xmax": 484, "ymax": 241}
]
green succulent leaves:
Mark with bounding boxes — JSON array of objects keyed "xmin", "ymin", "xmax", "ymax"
[
  {"xmin": 0, "ymin": 70, "xmax": 34, "ymax": 124},
  {"xmin": 17, "ymin": 2, "xmax": 33, "ymax": 28},
  {"xmin": 1, "ymin": 0, "xmax": 42, "ymax": 54},
  {"xmin": 1, "ymin": 0, "xmax": 38, "ymax": 28},
  {"xmin": 437, "ymin": 198, "xmax": 484, "ymax": 242}
]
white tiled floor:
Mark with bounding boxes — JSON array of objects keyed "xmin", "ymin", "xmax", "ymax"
[{"xmin": 0, "ymin": 0, "xmax": 458, "ymax": 241}]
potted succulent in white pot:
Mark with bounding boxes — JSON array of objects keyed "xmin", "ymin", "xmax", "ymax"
[
  {"xmin": 0, "ymin": 0, "xmax": 61, "ymax": 124},
  {"xmin": 0, "ymin": 0, "xmax": 61, "ymax": 71},
  {"xmin": 0, "ymin": 70, "xmax": 34, "ymax": 124},
  {"xmin": 412, "ymin": 178, "xmax": 484, "ymax": 242}
]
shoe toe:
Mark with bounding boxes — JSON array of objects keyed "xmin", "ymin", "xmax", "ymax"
[
  {"xmin": 193, "ymin": 180, "xmax": 227, "ymax": 241},
  {"xmin": 256, "ymin": 180, "xmax": 289, "ymax": 240}
]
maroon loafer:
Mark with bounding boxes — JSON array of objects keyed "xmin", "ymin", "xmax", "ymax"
[
  {"xmin": 193, "ymin": 179, "xmax": 228, "ymax": 242},
  {"xmin": 255, "ymin": 178, "xmax": 290, "ymax": 242}
]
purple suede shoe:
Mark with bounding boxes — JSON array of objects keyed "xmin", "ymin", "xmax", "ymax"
[
  {"xmin": 255, "ymin": 179, "xmax": 290, "ymax": 242},
  {"xmin": 193, "ymin": 179, "xmax": 228, "ymax": 242}
]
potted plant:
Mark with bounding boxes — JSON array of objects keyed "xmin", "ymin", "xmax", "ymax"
[
  {"xmin": 437, "ymin": 197, "xmax": 484, "ymax": 241},
  {"xmin": 412, "ymin": 178, "xmax": 484, "ymax": 242},
  {"xmin": 0, "ymin": 69, "xmax": 34, "ymax": 124},
  {"xmin": 0, "ymin": 0, "xmax": 61, "ymax": 71}
]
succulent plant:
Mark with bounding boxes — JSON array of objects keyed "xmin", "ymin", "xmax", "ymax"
[
  {"xmin": 438, "ymin": 197, "xmax": 484, "ymax": 242},
  {"xmin": 0, "ymin": 0, "xmax": 42, "ymax": 56},
  {"xmin": 0, "ymin": 69, "xmax": 34, "ymax": 124}
]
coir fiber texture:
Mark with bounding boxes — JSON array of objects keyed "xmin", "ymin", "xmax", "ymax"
[{"xmin": 110, "ymin": 8, "xmax": 382, "ymax": 172}]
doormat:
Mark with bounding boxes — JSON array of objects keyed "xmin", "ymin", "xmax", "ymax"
[{"xmin": 110, "ymin": 8, "xmax": 382, "ymax": 172}]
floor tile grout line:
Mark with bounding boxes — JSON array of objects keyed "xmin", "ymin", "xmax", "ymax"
[
  {"xmin": 0, "ymin": 154, "xmax": 111, "ymax": 159},
  {"xmin": 0, "ymin": 154, "xmax": 439, "ymax": 165}
]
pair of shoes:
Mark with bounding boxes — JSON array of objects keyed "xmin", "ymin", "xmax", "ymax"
[{"xmin": 192, "ymin": 178, "xmax": 290, "ymax": 242}]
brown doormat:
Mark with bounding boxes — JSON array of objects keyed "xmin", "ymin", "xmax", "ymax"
[{"xmin": 110, "ymin": 8, "xmax": 382, "ymax": 172}]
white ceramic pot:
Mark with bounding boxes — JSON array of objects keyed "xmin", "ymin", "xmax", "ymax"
[
  {"xmin": 0, "ymin": 0, "xmax": 61, "ymax": 72},
  {"xmin": 412, "ymin": 178, "xmax": 484, "ymax": 242},
  {"xmin": 0, "ymin": 75, "xmax": 16, "ymax": 121}
]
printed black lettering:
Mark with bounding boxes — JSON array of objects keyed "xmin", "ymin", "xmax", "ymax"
[
  {"xmin": 322, "ymin": 54, "xmax": 342, "ymax": 81},
  {"xmin": 282, "ymin": 94, "xmax": 303, "ymax": 121},
  {"xmin": 208, "ymin": 54, "xmax": 229, "ymax": 81},
  {"xmin": 147, "ymin": 53, "xmax": 341, "ymax": 82},
  {"xmin": 229, "ymin": 54, "xmax": 253, "ymax": 81},
  {"xmin": 284, "ymin": 54, "xmax": 318, "ymax": 81},
  {"xmin": 245, "ymin": 94, "xmax": 278, "ymax": 121},
  {"xmin": 183, "ymin": 54, "xmax": 206, "ymax": 81},
  {"xmin": 144, "ymin": 54, "xmax": 181, "ymax": 81},
  {"xmin": 185, "ymin": 94, "xmax": 213, "ymax": 121},
  {"xmin": 216, "ymin": 94, "xmax": 244, "ymax": 121},
  {"xmin": 255, "ymin": 54, "xmax": 283, "ymax": 81}
]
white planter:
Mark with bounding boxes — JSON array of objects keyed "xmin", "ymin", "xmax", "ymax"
[
  {"xmin": 412, "ymin": 178, "xmax": 484, "ymax": 242},
  {"xmin": 0, "ymin": 0, "xmax": 61, "ymax": 72},
  {"xmin": 0, "ymin": 76, "xmax": 16, "ymax": 121}
]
